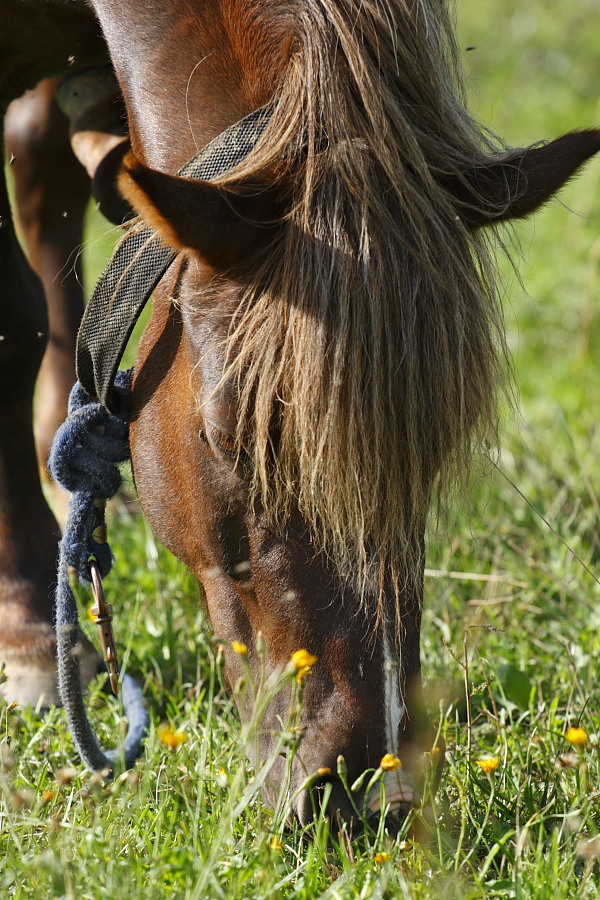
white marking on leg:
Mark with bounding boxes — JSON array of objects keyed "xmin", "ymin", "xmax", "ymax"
[
  {"xmin": 367, "ymin": 623, "xmax": 415, "ymax": 811},
  {"xmin": 383, "ymin": 623, "xmax": 404, "ymax": 755}
]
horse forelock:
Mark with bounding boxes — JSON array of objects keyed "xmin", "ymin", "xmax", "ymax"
[{"xmin": 190, "ymin": 0, "xmax": 511, "ymax": 615}]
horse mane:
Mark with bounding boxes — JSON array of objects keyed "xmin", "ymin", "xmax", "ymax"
[{"xmin": 203, "ymin": 0, "xmax": 510, "ymax": 613}]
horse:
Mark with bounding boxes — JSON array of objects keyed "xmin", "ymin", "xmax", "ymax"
[
  {"xmin": 2, "ymin": 0, "xmax": 599, "ymax": 828},
  {"xmin": 0, "ymin": 3, "xmax": 129, "ymax": 706},
  {"xmin": 6, "ymin": 73, "xmax": 131, "ymax": 471}
]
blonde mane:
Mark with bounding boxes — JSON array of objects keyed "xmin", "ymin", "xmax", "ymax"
[{"xmin": 203, "ymin": 0, "xmax": 509, "ymax": 611}]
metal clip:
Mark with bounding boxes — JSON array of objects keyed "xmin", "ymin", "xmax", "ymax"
[{"xmin": 89, "ymin": 558, "xmax": 120, "ymax": 695}]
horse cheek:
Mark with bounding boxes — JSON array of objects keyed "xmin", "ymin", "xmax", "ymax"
[{"xmin": 129, "ymin": 274, "xmax": 200, "ymax": 568}]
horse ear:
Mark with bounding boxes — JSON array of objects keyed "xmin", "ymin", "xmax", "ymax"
[
  {"xmin": 118, "ymin": 152, "xmax": 283, "ymax": 268},
  {"xmin": 443, "ymin": 130, "xmax": 600, "ymax": 228}
]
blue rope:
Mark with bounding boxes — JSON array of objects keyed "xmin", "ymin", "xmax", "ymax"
[{"xmin": 49, "ymin": 370, "xmax": 149, "ymax": 772}]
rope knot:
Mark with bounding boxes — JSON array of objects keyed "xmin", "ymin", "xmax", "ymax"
[{"xmin": 49, "ymin": 369, "xmax": 132, "ymax": 580}]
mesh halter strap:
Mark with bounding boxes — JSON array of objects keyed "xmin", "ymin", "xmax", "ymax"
[{"xmin": 76, "ymin": 105, "xmax": 271, "ymax": 411}]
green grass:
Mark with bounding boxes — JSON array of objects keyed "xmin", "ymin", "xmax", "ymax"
[{"xmin": 3, "ymin": 0, "xmax": 600, "ymax": 895}]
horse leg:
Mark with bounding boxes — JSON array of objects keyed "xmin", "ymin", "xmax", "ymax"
[
  {"xmin": 394, "ymin": 545, "xmax": 445, "ymax": 809},
  {"xmin": 5, "ymin": 78, "xmax": 89, "ymax": 474},
  {"xmin": 0, "ymin": 127, "xmax": 66, "ymax": 705},
  {"xmin": 0, "ymin": 83, "xmax": 102, "ymax": 707}
]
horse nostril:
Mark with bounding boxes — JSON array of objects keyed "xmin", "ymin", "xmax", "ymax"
[
  {"xmin": 366, "ymin": 807, "xmax": 406, "ymax": 838},
  {"xmin": 296, "ymin": 777, "xmax": 355, "ymax": 829},
  {"xmin": 296, "ymin": 780, "xmax": 324, "ymax": 828},
  {"xmin": 296, "ymin": 776, "xmax": 411, "ymax": 836}
]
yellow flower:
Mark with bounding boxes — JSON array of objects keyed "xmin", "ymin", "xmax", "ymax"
[
  {"xmin": 566, "ymin": 727, "xmax": 588, "ymax": 749},
  {"xmin": 380, "ymin": 753, "xmax": 403, "ymax": 771},
  {"xmin": 477, "ymin": 756, "xmax": 500, "ymax": 774},
  {"xmin": 270, "ymin": 836, "xmax": 283, "ymax": 851},
  {"xmin": 232, "ymin": 641, "xmax": 248, "ymax": 656},
  {"xmin": 290, "ymin": 649, "xmax": 318, "ymax": 684},
  {"xmin": 41, "ymin": 790, "xmax": 56, "ymax": 805},
  {"xmin": 88, "ymin": 605, "xmax": 98, "ymax": 623},
  {"xmin": 291, "ymin": 649, "xmax": 318, "ymax": 669},
  {"xmin": 375, "ymin": 852, "xmax": 391, "ymax": 863},
  {"xmin": 157, "ymin": 724, "xmax": 187, "ymax": 749}
]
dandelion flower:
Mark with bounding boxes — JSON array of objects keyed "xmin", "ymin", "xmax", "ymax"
[
  {"xmin": 290, "ymin": 649, "xmax": 317, "ymax": 683},
  {"xmin": 270, "ymin": 836, "xmax": 283, "ymax": 851},
  {"xmin": 232, "ymin": 641, "xmax": 248, "ymax": 656},
  {"xmin": 157, "ymin": 723, "xmax": 187, "ymax": 749},
  {"xmin": 375, "ymin": 852, "xmax": 391, "ymax": 863},
  {"xmin": 477, "ymin": 756, "xmax": 500, "ymax": 774},
  {"xmin": 291, "ymin": 649, "xmax": 317, "ymax": 670},
  {"xmin": 566, "ymin": 727, "xmax": 588, "ymax": 749},
  {"xmin": 380, "ymin": 753, "xmax": 402, "ymax": 771}
]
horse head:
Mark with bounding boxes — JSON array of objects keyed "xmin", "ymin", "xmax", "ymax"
[{"xmin": 86, "ymin": 0, "xmax": 600, "ymax": 828}]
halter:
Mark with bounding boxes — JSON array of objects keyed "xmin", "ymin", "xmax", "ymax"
[
  {"xmin": 77, "ymin": 104, "xmax": 271, "ymax": 411},
  {"xmin": 52, "ymin": 104, "xmax": 272, "ymax": 773}
]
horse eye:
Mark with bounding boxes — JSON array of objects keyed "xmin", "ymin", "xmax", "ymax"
[
  {"xmin": 200, "ymin": 425, "xmax": 247, "ymax": 466},
  {"xmin": 210, "ymin": 426, "xmax": 237, "ymax": 455}
]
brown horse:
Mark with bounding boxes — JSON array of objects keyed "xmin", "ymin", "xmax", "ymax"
[
  {"xmin": 6, "ymin": 72, "xmax": 130, "ymax": 476},
  {"xmin": 1, "ymin": 0, "xmax": 599, "ymax": 828},
  {"xmin": 0, "ymin": 3, "xmax": 128, "ymax": 706},
  {"xmin": 86, "ymin": 0, "xmax": 600, "ymax": 824}
]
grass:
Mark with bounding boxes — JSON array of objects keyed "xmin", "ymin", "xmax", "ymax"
[{"xmin": 3, "ymin": 0, "xmax": 600, "ymax": 895}]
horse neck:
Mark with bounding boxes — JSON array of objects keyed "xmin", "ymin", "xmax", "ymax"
[{"xmin": 90, "ymin": 0, "xmax": 291, "ymax": 171}]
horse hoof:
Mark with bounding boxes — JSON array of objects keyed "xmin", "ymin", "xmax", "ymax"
[
  {"xmin": 0, "ymin": 650, "xmax": 61, "ymax": 708},
  {"xmin": 0, "ymin": 633, "xmax": 100, "ymax": 710}
]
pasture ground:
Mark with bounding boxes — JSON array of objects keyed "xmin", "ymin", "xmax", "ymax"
[{"xmin": 3, "ymin": 0, "xmax": 600, "ymax": 896}]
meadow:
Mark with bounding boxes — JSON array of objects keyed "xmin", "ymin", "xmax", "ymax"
[{"xmin": 2, "ymin": 1, "xmax": 600, "ymax": 896}]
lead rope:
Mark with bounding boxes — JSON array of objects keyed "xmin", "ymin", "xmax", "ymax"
[{"xmin": 49, "ymin": 370, "xmax": 149, "ymax": 772}]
